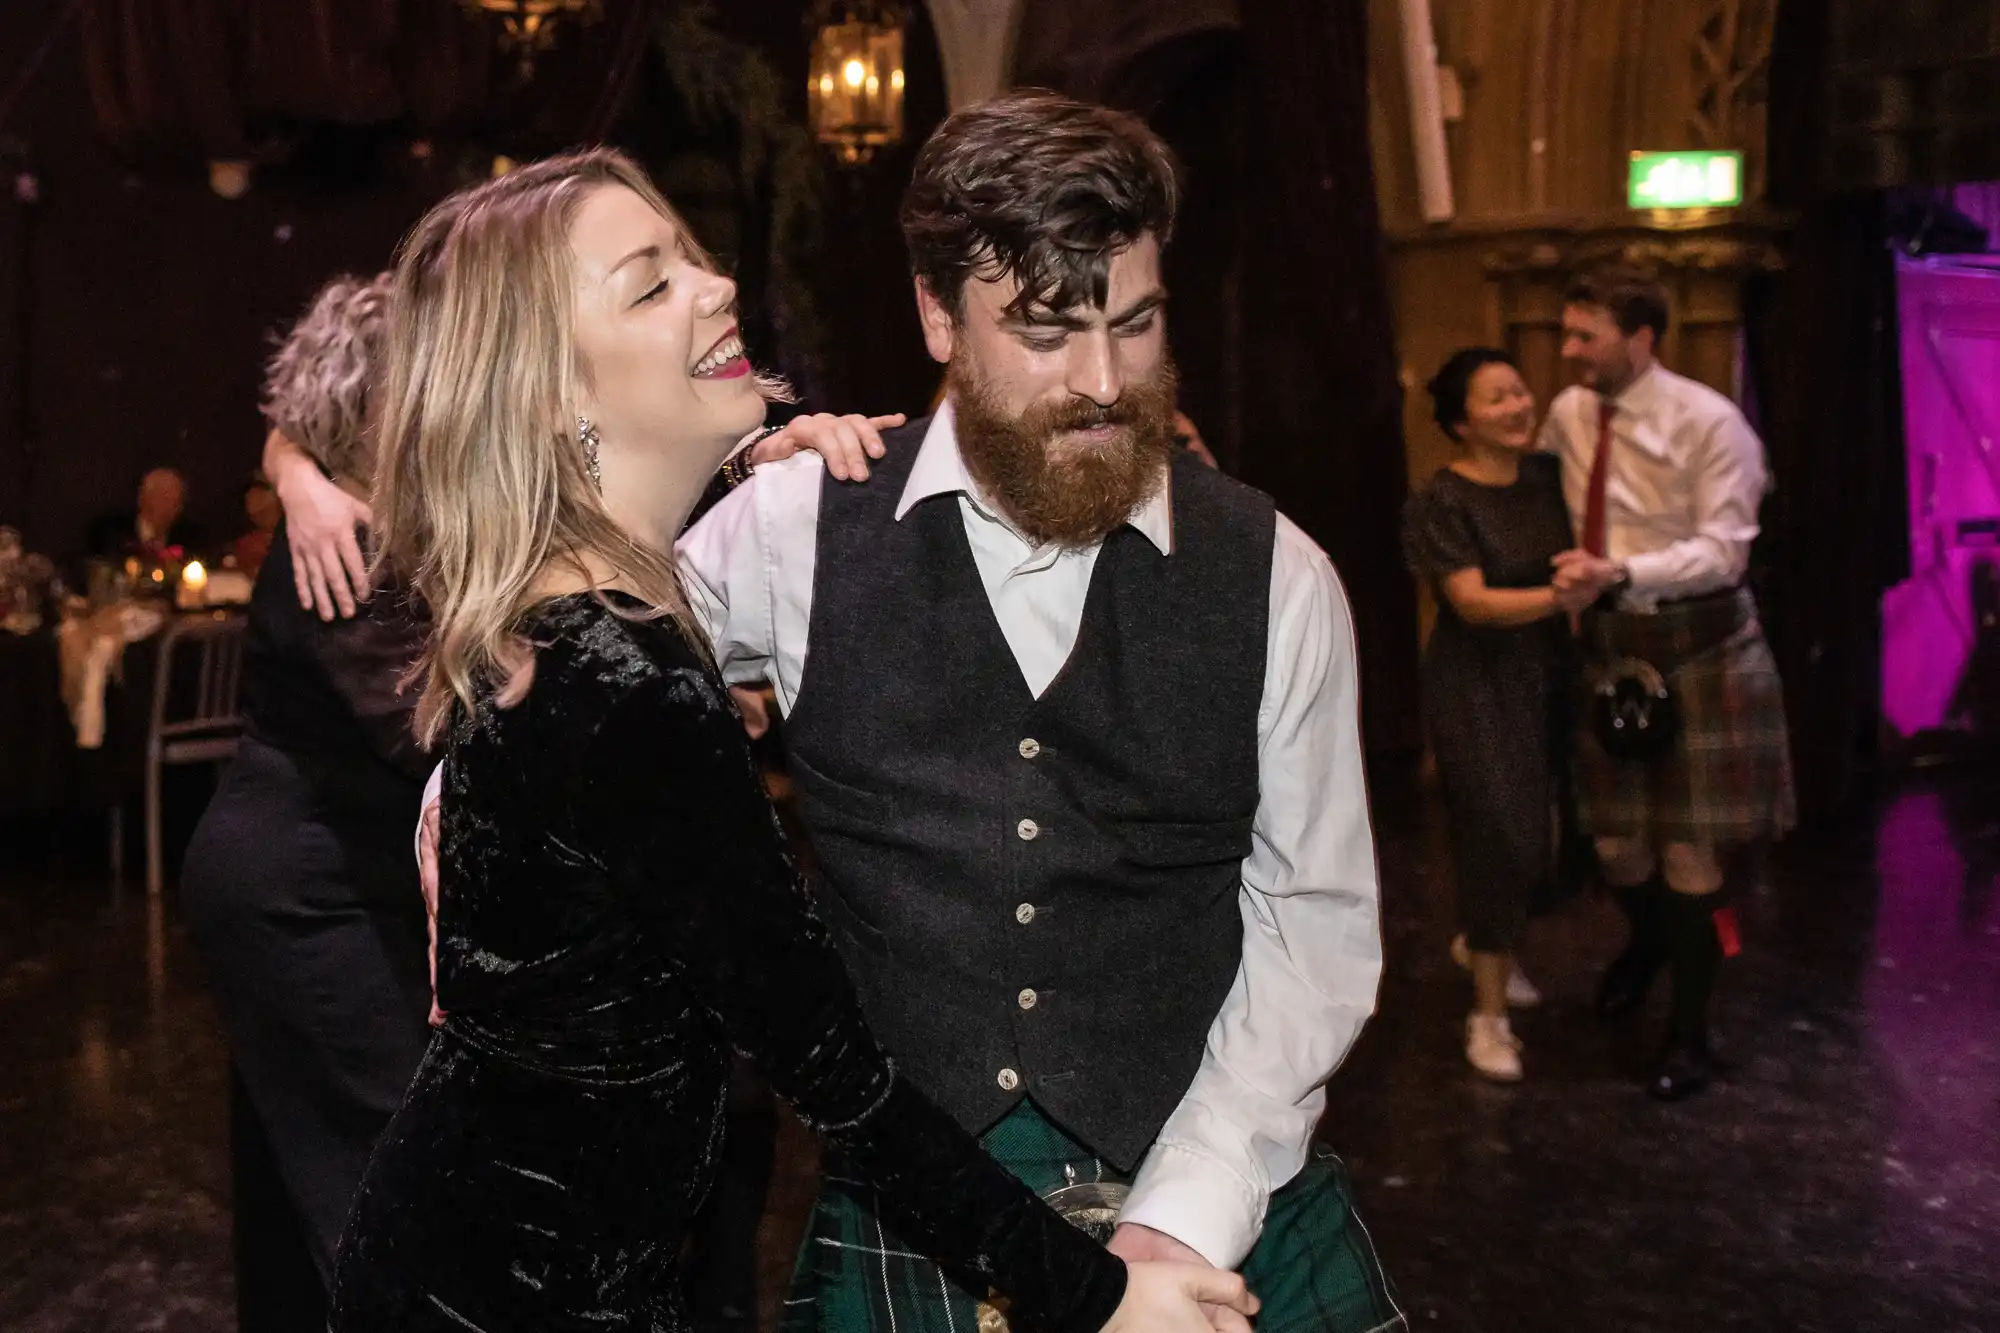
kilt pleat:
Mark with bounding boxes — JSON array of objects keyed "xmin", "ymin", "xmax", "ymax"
[{"xmin": 1576, "ymin": 588, "xmax": 1797, "ymax": 845}]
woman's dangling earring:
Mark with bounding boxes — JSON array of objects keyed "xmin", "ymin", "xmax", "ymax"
[{"xmin": 577, "ymin": 417, "xmax": 602, "ymax": 493}]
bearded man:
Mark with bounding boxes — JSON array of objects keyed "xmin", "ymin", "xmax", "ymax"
[
  {"xmin": 674, "ymin": 92, "xmax": 1400, "ymax": 1333},
  {"xmin": 416, "ymin": 90, "xmax": 1399, "ymax": 1333}
]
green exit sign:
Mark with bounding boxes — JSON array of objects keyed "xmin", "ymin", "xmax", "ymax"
[{"xmin": 1628, "ymin": 151, "xmax": 1744, "ymax": 209}]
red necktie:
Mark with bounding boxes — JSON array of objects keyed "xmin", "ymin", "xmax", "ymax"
[{"xmin": 1582, "ymin": 397, "xmax": 1616, "ymax": 557}]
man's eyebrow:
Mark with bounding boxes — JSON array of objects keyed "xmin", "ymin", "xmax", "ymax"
[
  {"xmin": 1108, "ymin": 291, "xmax": 1167, "ymax": 326},
  {"xmin": 1002, "ymin": 290, "xmax": 1168, "ymax": 333}
]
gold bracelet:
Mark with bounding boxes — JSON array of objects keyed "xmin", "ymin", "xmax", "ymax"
[{"xmin": 724, "ymin": 427, "xmax": 781, "ymax": 488}]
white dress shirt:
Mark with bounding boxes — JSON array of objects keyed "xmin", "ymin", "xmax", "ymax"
[
  {"xmin": 675, "ymin": 405, "xmax": 1383, "ymax": 1267},
  {"xmin": 1538, "ymin": 363, "xmax": 1770, "ymax": 612}
]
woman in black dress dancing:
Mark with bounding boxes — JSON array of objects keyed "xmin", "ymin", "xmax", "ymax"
[
  {"xmin": 1402, "ymin": 349, "xmax": 1590, "ymax": 1083},
  {"xmin": 329, "ymin": 151, "xmax": 1251, "ymax": 1333},
  {"xmin": 180, "ymin": 275, "xmax": 431, "ymax": 1331}
]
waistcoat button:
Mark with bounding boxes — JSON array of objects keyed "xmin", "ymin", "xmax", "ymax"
[
  {"xmin": 997, "ymin": 1068, "xmax": 1020, "ymax": 1092},
  {"xmin": 1015, "ymin": 903, "xmax": 1036, "ymax": 925},
  {"xmin": 1019, "ymin": 737, "xmax": 1042, "ymax": 759},
  {"xmin": 1018, "ymin": 988, "xmax": 1038, "ymax": 1010},
  {"xmin": 1016, "ymin": 818, "xmax": 1039, "ymax": 841}
]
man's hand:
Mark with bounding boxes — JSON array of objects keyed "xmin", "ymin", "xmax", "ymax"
[
  {"xmin": 1552, "ymin": 548, "xmax": 1616, "ymax": 589},
  {"xmin": 418, "ymin": 800, "xmax": 445, "ymax": 1027},
  {"xmin": 749, "ymin": 413, "xmax": 903, "ymax": 482},
  {"xmin": 730, "ymin": 684, "xmax": 773, "ymax": 741},
  {"xmin": 1109, "ymin": 1225, "xmax": 1250, "ymax": 1333},
  {"xmin": 1553, "ymin": 549, "xmax": 1621, "ymax": 596},
  {"xmin": 265, "ymin": 429, "xmax": 371, "ymax": 620}
]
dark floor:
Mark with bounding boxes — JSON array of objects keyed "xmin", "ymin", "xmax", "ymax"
[{"xmin": 3, "ymin": 763, "xmax": 1998, "ymax": 1332}]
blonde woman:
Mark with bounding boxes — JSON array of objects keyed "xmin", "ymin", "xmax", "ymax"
[{"xmin": 328, "ymin": 151, "xmax": 1252, "ymax": 1333}]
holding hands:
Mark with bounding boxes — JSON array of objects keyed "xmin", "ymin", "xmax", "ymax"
[
  {"xmin": 1110, "ymin": 1261, "xmax": 1258, "ymax": 1333},
  {"xmin": 1111, "ymin": 1224, "xmax": 1256, "ymax": 1333},
  {"xmin": 1551, "ymin": 549, "xmax": 1623, "ymax": 615}
]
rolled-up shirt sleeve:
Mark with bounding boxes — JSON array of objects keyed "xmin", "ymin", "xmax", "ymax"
[
  {"xmin": 1118, "ymin": 516, "xmax": 1384, "ymax": 1267},
  {"xmin": 1621, "ymin": 412, "xmax": 1766, "ymax": 601},
  {"xmin": 677, "ymin": 475, "xmax": 778, "ymax": 686}
]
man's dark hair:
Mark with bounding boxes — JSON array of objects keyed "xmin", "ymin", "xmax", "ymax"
[
  {"xmin": 1564, "ymin": 266, "xmax": 1671, "ymax": 341},
  {"xmin": 1425, "ymin": 347, "xmax": 1518, "ymax": 441},
  {"xmin": 900, "ymin": 90, "xmax": 1181, "ymax": 322}
]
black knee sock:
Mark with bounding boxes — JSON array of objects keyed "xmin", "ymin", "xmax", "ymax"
[
  {"xmin": 1664, "ymin": 891, "xmax": 1723, "ymax": 1052},
  {"xmin": 1611, "ymin": 873, "xmax": 1670, "ymax": 965}
]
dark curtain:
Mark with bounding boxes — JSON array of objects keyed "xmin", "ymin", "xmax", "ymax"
[
  {"xmin": 1015, "ymin": 0, "xmax": 1420, "ymax": 753},
  {"xmin": 1013, "ymin": 0, "xmax": 1238, "ymax": 105},
  {"xmin": 1745, "ymin": 200, "xmax": 1905, "ymax": 825},
  {"xmin": 1818, "ymin": 0, "xmax": 2000, "ymax": 192},
  {"xmin": 1234, "ymin": 0, "xmax": 1419, "ymax": 752},
  {"xmin": 1753, "ymin": 0, "xmax": 1913, "ymax": 824},
  {"xmin": 1759, "ymin": 0, "xmax": 2000, "ymax": 821}
]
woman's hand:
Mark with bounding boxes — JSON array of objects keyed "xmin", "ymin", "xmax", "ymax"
[
  {"xmin": 265, "ymin": 429, "xmax": 371, "ymax": 620},
  {"xmin": 748, "ymin": 412, "xmax": 904, "ymax": 482},
  {"xmin": 1106, "ymin": 1261, "xmax": 1259, "ymax": 1333},
  {"xmin": 1552, "ymin": 577, "xmax": 1600, "ymax": 617},
  {"xmin": 1551, "ymin": 549, "xmax": 1621, "ymax": 614},
  {"xmin": 731, "ymin": 684, "xmax": 773, "ymax": 741}
]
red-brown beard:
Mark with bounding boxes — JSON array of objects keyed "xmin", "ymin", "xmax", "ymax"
[{"xmin": 950, "ymin": 355, "xmax": 1181, "ymax": 549}]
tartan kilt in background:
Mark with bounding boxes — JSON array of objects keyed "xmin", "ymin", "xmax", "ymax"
[
  {"xmin": 1577, "ymin": 587, "xmax": 1797, "ymax": 846},
  {"xmin": 780, "ymin": 1100, "xmax": 1407, "ymax": 1333}
]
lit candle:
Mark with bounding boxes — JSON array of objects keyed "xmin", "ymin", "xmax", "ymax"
[{"xmin": 178, "ymin": 559, "xmax": 208, "ymax": 609}]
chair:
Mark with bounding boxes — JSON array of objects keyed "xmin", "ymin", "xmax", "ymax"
[{"xmin": 144, "ymin": 611, "xmax": 248, "ymax": 896}]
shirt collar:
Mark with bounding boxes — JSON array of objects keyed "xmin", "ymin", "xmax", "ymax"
[
  {"xmin": 1606, "ymin": 360, "xmax": 1664, "ymax": 413},
  {"xmin": 894, "ymin": 399, "xmax": 1176, "ymax": 555}
]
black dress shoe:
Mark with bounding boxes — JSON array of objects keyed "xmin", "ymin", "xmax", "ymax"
[
  {"xmin": 1646, "ymin": 1043, "xmax": 1715, "ymax": 1101},
  {"xmin": 1594, "ymin": 948, "xmax": 1664, "ymax": 1020}
]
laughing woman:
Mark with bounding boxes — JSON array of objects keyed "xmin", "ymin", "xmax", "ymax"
[
  {"xmin": 327, "ymin": 150, "xmax": 1251, "ymax": 1333},
  {"xmin": 1403, "ymin": 348, "xmax": 1591, "ymax": 1084}
]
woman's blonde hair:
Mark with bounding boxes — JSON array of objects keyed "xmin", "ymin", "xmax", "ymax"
[
  {"xmin": 372, "ymin": 148, "xmax": 713, "ymax": 746},
  {"xmin": 261, "ymin": 273, "xmax": 392, "ymax": 486}
]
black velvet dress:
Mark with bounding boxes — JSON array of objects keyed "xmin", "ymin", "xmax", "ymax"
[{"xmin": 329, "ymin": 593, "xmax": 1127, "ymax": 1333}]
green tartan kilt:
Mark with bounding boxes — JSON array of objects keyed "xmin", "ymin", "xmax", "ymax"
[{"xmin": 780, "ymin": 1101, "xmax": 1407, "ymax": 1333}]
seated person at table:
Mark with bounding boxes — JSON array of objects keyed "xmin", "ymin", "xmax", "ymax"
[
  {"xmin": 87, "ymin": 466, "xmax": 202, "ymax": 560},
  {"xmin": 231, "ymin": 476, "xmax": 283, "ymax": 578}
]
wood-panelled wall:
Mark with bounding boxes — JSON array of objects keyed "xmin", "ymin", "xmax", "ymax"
[{"xmin": 1366, "ymin": 0, "xmax": 1784, "ymax": 635}]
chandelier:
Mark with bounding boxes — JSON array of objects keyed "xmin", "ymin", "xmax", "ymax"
[
  {"xmin": 460, "ymin": 0, "xmax": 600, "ymax": 74},
  {"xmin": 807, "ymin": 1, "xmax": 907, "ymax": 165}
]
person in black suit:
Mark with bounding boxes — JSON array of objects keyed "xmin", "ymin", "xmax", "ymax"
[
  {"xmin": 87, "ymin": 466, "xmax": 203, "ymax": 558},
  {"xmin": 179, "ymin": 274, "xmax": 428, "ymax": 1333}
]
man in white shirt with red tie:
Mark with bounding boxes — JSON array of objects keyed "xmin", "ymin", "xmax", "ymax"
[{"xmin": 1542, "ymin": 266, "xmax": 1796, "ymax": 1102}]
